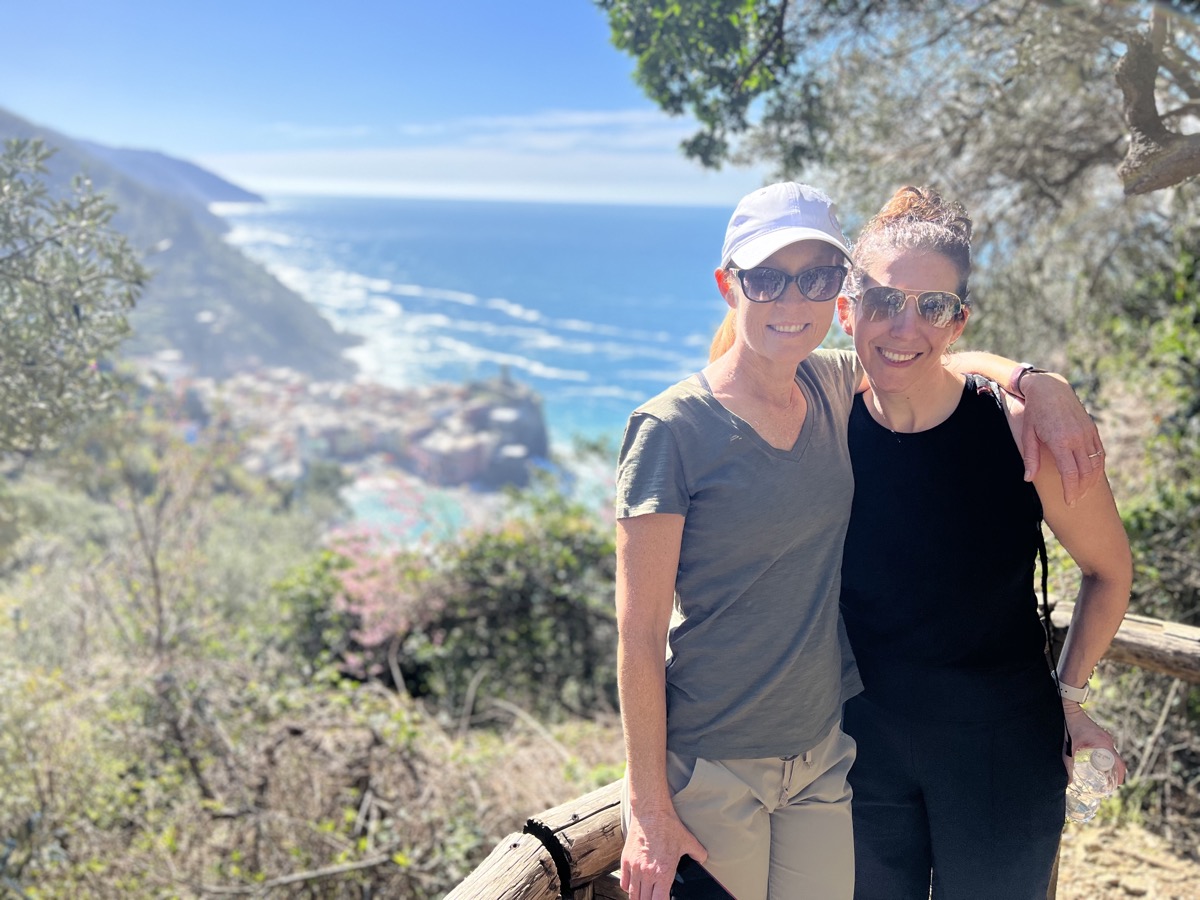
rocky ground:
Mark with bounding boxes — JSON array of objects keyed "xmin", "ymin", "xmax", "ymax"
[{"xmin": 1057, "ymin": 824, "xmax": 1200, "ymax": 899}]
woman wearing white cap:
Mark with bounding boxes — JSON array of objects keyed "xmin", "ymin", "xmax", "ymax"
[{"xmin": 613, "ymin": 183, "xmax": 1106, "ymax": 899}]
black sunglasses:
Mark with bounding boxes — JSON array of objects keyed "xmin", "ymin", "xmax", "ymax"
[
  {"xmin": 859, "ymin": 286, "xmax": 965, "ymax": 328},
  {"xmin": 731, "ymin": 265, "xmax": 848, "ymax": 303}
]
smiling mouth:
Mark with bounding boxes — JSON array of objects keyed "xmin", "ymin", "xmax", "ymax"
[
  {"xmin": 770, "ymin": 324, "xmax": 809, "ymax": 334},
  {"xmin": 879, "ymin": 348, "xmax": 920, "ymax": 363}
]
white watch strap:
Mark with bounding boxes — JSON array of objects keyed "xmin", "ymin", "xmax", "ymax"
[{"xmin": 1057, "ymin": 677, "xmax": 1090, "ymax": 703}]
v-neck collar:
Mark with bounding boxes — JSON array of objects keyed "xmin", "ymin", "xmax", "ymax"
[{"xmin": 690, "ymin": 370, "xmax": 815, "ymax": 459}]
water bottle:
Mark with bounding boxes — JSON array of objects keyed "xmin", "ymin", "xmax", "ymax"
[{"xmin": 1064, "ymin": 747, "xmax": 1118, "ymax": 824}]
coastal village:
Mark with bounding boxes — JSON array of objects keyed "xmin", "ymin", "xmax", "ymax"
[{"xmin": 137, "ymin": 351, "xmax": 551, "ymax": 492}]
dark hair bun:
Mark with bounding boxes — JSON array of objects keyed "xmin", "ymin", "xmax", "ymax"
[{"xmin": 870, "ymin": 185, "xmax": 972, "ymax": 243}]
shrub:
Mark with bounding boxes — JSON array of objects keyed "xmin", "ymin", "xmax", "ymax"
[
  {"xmin": 282, "ymin": 479, "xmax": 620, "ymax": 724},
  {"xmin": 406, "ymin": 485, "xmax": 618, "ymax": 723}
]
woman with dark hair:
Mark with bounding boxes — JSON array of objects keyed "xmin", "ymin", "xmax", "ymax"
[{"xmin": 836, "ymin": 186, "xmax": 1130, "ymax": 899}]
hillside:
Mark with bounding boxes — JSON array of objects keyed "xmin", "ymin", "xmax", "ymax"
[
  {"xmin": 0, "ymin": 107, "xmax": 357, "ymax": 381},
  {"xmin": 76, "ymin": 141, "xmax": 264, "ymax": 207}
]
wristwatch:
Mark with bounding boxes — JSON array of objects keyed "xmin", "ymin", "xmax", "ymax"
[
  {"xmin": 1056, "ymin": 673, "xmax": 1091, "ymax": 703},
  {"xmin": 1009, "ymin": 362, "xmax": 1049, "ymax": 398}
]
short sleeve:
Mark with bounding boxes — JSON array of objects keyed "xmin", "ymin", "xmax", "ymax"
[
  {"xmin": 812, "ymin": 348, "xmax": 863, "ymax": 401},
  {"xmin": 614, "ymin": 412, "xmax": 689, "ymax": 519}
]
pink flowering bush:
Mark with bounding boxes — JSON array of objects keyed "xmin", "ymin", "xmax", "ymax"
[{"xmin": 276, "ymin": 485, "xmax": 618, "ymax": 722}]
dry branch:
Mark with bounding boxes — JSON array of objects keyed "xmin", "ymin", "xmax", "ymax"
[
  {"xmin": 196, "ymin": 853, "xmax": 396, "ymax": 895},
  {"xmin": 1115, "ymin": 15, "xmax": 1200, "ymax": 194}
]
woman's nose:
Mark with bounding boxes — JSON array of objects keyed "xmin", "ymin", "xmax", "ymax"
[
  {"xmin": 780, "ymin": 281, "xmax": 816, "ymax": 304},
  {"xmin": 889, "ymin": 299, "xmax": 921, "ymax": 333}
]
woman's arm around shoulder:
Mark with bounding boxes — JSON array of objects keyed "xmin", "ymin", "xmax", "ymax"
[
  {"xmin": 616, "ymin": 512, "xmax": 707, "ymax": 900},
  {"xmin": 954, "ymin": 351, "xmax": 1105, "ymax": 505}
]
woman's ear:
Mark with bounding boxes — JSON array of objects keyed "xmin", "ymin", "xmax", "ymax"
[
  {"xmin": 948, "ymin": 306, "xmax": 970, "ymax": 344},
  {"xmin": 715, "ymin": 268, "xmax": 737, "ymax": 309},
  {"xmin": 836, "ymin": 294, "xmax": 854, "ymax": 336}
]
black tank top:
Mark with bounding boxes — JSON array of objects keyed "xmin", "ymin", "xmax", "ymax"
[{"xmin": 840, "ymin": 376, "xmax": 1052, "ymax": 721}]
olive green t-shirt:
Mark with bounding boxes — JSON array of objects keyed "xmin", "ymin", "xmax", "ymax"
[{"xmin": 615, "ymin": 349, "xmax": 863, "ymax": 759}]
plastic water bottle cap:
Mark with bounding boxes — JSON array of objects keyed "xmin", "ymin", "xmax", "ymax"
[{"xmin": 1090, "ymin": 748, "xmax": 1116, "ymax": 771}]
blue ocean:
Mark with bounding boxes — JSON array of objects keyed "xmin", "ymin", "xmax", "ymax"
[{"xmin": 218, "ymin": 196, "xmax": 844, "ymax": 447}]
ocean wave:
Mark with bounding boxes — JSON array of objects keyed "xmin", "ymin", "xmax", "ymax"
[
  {"xmin": 556, "ymin": 318, "xmax": 673, "ymax": 343},
  {"xmin": 485, "ymin": 297, "xmax": 542, "ymax": 323},
  {"xmin": 265, "ymin": 263, "xmax": 479, "ymax": 312},
  {"xmin": 218, "ymin": 211, "xmax": 712, "ymax": 434},
  {"xmin": 355, "ymin": 312, "xmax": 696, "ymax": 368},
  {"xmin": 549, "ymin": 384, "xmax": 646, "ymax": 401},
  {"xmin": 237, "ymin": 244, "xmax": 699, "ymax": 362},
  {"xmin": 267, "ymin": 264, "xmax": 373, "ymax": 311},
  {"xmin": 299, "ymin": 273, "xmax": 704, "ymax": 367},
  {"xmin": 615, "ymin": 366, "xmax": 699, "ymax": 385},
  {"xmin": 364, "ymin": 296, "xmax": 404, "ymax": 319},
  {"xmin": 391, "ymin": 283, "xmax": 479, "ymax": 306},
  {"xmin": 209, "ymin": 202, "xmax": 268, "ymax": 217},
  {"xmin": 223, "ymin": 225, "xmax": 296, "ymax": 247},
  {"xmin": 430, "ymin": 336, "xmax": 590, "ymax": 382}
]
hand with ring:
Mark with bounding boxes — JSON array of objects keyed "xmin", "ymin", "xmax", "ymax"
[{"xmin": 1016, "ymin": 373, "xmax": 1107, "ymax": 506}]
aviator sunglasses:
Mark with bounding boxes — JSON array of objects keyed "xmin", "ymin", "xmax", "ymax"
[
  {"xmin": 731, "ymin": 265, "xmax": 848, "ymax": 303},
  {"xmin": 859, "ymin": 286, "xmax": 965, "ymax": 328}
]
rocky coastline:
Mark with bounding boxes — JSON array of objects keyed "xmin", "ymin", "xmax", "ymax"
[{"xmin": 137, "ymin": 354, "xmax": 551, "ymax": 492}]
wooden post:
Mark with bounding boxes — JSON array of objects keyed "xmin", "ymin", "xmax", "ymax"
[
  {"xmin": 525, "ymin": 780, "xmax": 624, "ymax": 894},
  {"xmin": 443, "ymin": 832, "xmax": 561, "ymax": 900},
  {"xmin": 591, "ymin": 874, "xmax": 630, "ymax": 899}
]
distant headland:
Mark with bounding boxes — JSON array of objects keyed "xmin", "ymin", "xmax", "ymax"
[
  {"xmin": 2, "ymin": 103, "xmax": 555, "ymax": 493},
  {"xmin": 0, "ymin": 105, "xmax": 357, "ymax": 382}
]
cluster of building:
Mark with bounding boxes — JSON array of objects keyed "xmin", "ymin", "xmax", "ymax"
[{"xmin": 142, "ymin": 353, "xmax": 550, "ymax": 491}]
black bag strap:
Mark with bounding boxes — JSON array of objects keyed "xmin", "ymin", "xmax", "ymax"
[{"xmin": 1037, "ymin": 523, "xmax": 1056, "ymax": 669}]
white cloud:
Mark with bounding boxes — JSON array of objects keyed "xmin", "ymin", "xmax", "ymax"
[
  {"xmin": 396, "ymin": 109, "xmax": 678, "ymax": 139},
  {"xmin": 199, "ymin": 108, "xmax": 769, "ymax": 206},
  {"xmin": 455, "ymin": 109, "xmax": 675, "ymax": 130},
  {"xmin": 261, "ymin": 122, "xmax": 376, "ymax": 141}
]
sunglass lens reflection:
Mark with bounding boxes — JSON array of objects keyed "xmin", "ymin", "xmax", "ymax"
[
  {"xmin": 918, "ymin": 293, "xmax": 959, "ymax": 327},
  {"xmin": 800, "ymin": 267, "xmax": 843, "ymax": 302},
  {"xmin": 863, "ymin": 289, "xmax": 903, "ymax": 321},
  {"xmin": 743, "ymin": 268, "xmax": 787, "ymax": 301},
  {"xmin": 862, "ymin": 288, "xmax": 960, "ymax": 327},
  {"xmin": 741, "ymin": 265, "xmax": 846, "ymax": 302}
]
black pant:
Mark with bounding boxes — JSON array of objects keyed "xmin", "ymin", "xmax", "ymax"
[
  {"xmin": 843, "ymin": 692, "xmax": 1066, "ymax": 900},
  {"xmin": 672, "ymin": 855, "xmax": 735, "ymax": 899}
]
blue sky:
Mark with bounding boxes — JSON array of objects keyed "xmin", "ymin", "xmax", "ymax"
[{"xmin": 0, "ymin": 1, "xmax": 769, "ymax": 205}]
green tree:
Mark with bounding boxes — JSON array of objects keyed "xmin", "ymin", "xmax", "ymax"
[
  {"xmin": 0, "ymin": 139, "xmax": 146, "ymax": 454},
  {"xmin": 1110, "ymin": 237, "xmax": 1200, "ymax": 626},
  {"xmin": 597, "ymin": 2, "xmax": 1200, "ymax": 360},
  {"xmin": 598, "ymin": 1, "xmax": 1200, "ymax": 195}
]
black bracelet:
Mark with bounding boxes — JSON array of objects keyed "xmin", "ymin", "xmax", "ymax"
[{"xmin": 1014, "ymin": 362, "xmax": 1048, "ymax": 397}]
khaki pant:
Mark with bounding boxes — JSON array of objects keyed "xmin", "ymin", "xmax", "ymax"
[{"xmin": 624, "ymin": 722, "xmax": 857, "ymax": 900}]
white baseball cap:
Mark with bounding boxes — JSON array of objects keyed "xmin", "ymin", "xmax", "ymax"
[{"xmin": 720, "ymin": 182, "xmax": 851, "ymax": 269}]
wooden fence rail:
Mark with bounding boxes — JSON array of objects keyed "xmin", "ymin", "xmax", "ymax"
[
  {"xmin": 444, "ymin": 781, "xmax": 625, "ymax": 900},
  {"xmin": 1050, "ymin": 601, "xmax": 1200, "ymax": 682},
  {"xmin": 447, "ymin": 607, "xmax": 1200, "ymax": 899}
]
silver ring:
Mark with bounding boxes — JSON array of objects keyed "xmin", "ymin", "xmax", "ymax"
[{"xmin": 1087, "ymin": 450, "xmax": 1104, "ymax": 459}]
